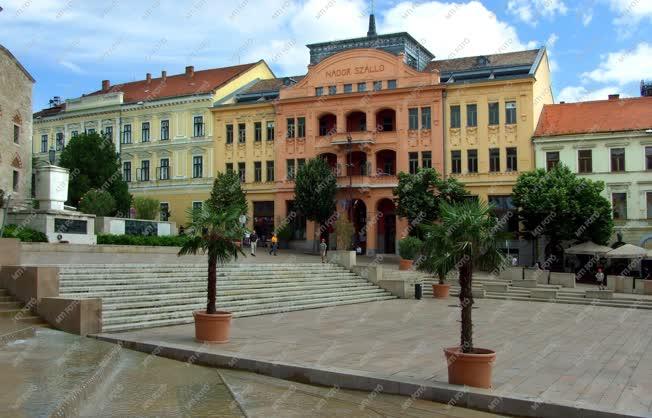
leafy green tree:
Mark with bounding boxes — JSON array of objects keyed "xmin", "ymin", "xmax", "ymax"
[
  {"xmin": 133, "ymin": 196, "xmax": 160, "ymax": 220},
  {"xmin": 58, "ymin": 132, "xmax": 131, "ymax": 215},
  {"xmin": 294, "ymin": 158, "xmax": 337, "ymax": 242},
  {"xmin": 512, "ymin": 164, "xmax": 614, "ymax": 251},
  {"xmin": 393, "ymin": 168, "xmax": 468, "ymax": 234},
  {"xmin": 207, "ymin": 171, "xmax": 247, "ymax": 217},
  {"xmin": 178, "ymin": 203, "xmax": 244, "ymax": 314},
  {"xmin": 79, "ymin": 189, "xmax": 116, "ymax": 217},
  {"xmin": 421, "ymin": 201, "xmax": 505, "ymax": 353}
]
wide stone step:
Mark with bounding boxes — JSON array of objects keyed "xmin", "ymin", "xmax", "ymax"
[
  {"xmin": 60, "ymin": 272, "xmax": 357, "ymax": 285},
  {"xmin": 59, "ymin": 263, "xmax": 340, "ymax": 272},
  {"xmin": 101, "ymin": 295, "xmax": 395, "ymax": 331},
  {"xmin": 60, "ymin": 266, "xmax": 346, "ymax": 276}
]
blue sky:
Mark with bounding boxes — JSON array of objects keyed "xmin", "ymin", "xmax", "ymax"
[{"xmin": 1, "ymin": 0, "xmax": 651, "ymax": 111}]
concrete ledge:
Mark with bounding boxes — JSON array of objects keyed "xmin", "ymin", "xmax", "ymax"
[
  {"xmin": 511, "ymin": 279, "xmax": 539, "ymax": 289},
  {"xmin": 607, "ymin": 276, "xmax": 634, "ymax": 294},
  {"xmin": 472, "ymin": 289, "xmax": 486, "ymax": 299},
  {"xmin": 38, "ymin": 297, "xmax": 102, "ymax": 335},
  {"xmin": 0, "ymin": 238, "xmax": 21, "ymax": 266},
  {"xmin": 585, "ymin": 290, "xmax": 613, "ymax": 300},
  {"xmin": 351, "ymin": 265, "xmax": 382, "ymax": 284},
  {"xmin": 0, "ymin": 266, "xmax": 59, "ymax": 304},
  {"xmin": 643, "ymin": 280, "xmax": 652, "ymax": 296},
  {"xmin": 21, "ymin": 242, "xmax": 181, "ymax": 254},
  {"xmin": 549, "ymin": 272, "xmax": 576, "ymax": 288},
  {"xmin": 92, "ymin": 334, "xmax": 640, "ymax": 418},
  {"xmin": 530, "ymin": 288, "xmax": 558, "ymax": 300},
  {"xmin": 377, "ymin": 279, "xmax": 418, "ymax": 299},
  {"xmin": 498, "ymin": 267, "xmax": 522, "ymax": 281},
  {"xmin": 524, "ymin": 268, "xmax": 550, "ymax": 284},
  {"xmin": 484, "ymin": 282, "xmax": 509, "ymax": 293},
  {"xmin": 327, "ymin": 250, "xmax": 356, "ymax": 269}
]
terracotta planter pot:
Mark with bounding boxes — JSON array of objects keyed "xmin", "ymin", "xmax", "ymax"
[
  {"xmin": 444, "ymin": 346, "xmax": 496, "ymax": 389},
  {"xmin": 193, "ymin": 310, "xmax": 233, "ymax": 343},
  {"xmin": 399, "ymin": 258, "xmax": 413, "ymax": 271},
  {"xmin": 432, "ymin": 283, "xmax": 450, "ymax": 298}
]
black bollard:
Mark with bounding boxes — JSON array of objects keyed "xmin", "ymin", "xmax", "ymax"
[{"xmin": 415, "ymin": 283, "xmax": 422, "ymax": 300}]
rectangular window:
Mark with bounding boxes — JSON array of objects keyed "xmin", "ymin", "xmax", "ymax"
[
  {"xmin": 193, "ymin": 116, "xmax": 204, "ymax": 137},
  {"xmin": 343, "ymin": 84, "xmax": 352, "ymax": 93},
  {"xmin": 466, "ymin": 104, "xmax": 478, "ymax": 127},
  {"xmin": 238, "ymin": 162, "xmax": 245, "ymax": 183},
  {"xmin": 546, "ymin": 151, "xmax": 560, "ymax": 171},
  {"xmin": 506, "ymin": 147, "xmax": 517, "ymax": 172},
  {"xmin": 373, "ymin": 81, "xmax": 382, "ymax": 91},
  {"xmin": 421, "ymin": 107, "xmax": 431, "ymax": 129},
  {"xmin": 611, "ymin": 148, "xmax": 625, "ymax": 172},
  {"xmin": 422, "ymin": 151, "xmax": 432, "ymax": 169},
  {"xmin": 159, "ymin": 158, "xmax": 170, "ymax": 180},
  {"xmin": 489, "ymin": 148, "xmax": 500, "ymax": 172},
  {"xmin": 578, "ymin": 149, "xmax": 592, "ymax": 173},
  {"xmin": 123, "ymin": 162, "xmax": 131, "ymax": 182},
  {"xmin": 612, "ymin": 192, "xmax": 627, "ymax": 220},
  {"xmin": 160, "ymin": 120, "xmax": 169, "ymax": 140},
  {"xmin": 13, "ymin": 125, "xmax": 19, "ymax": 143},
  {"xmin": 315, "ymin": 87, "xmax": 323, "ymax": 96},
  {"xmin": 505, "ymin": 101, "xmax": 517, "ymax": 125},
  {"xmin": 488, "ymin": 102, "xmax": 499, "ymax": 125},
  {"xmin": 357, "ymin": 82, "xmax": 366, "ymax": 92},
  {"xmin": 160, "ymin": 203, "xmax": 170, "ymax": 221},
  {"xmin": 647, "ymin": 147, "xmax": 652, "ymax": 170},
  {"xmin": 287, "ymin": 159, "xmax": 295, "ymax": 180},
  {"xmin": 122, "ymin": 124, "xmax": 132, "ymax": 144},
  {"xmin": 192, "ymin": 201, "xmax": 203, "ymax": 211},
  {"xmin": 467, "ymin": 149, "xmax": 478, "ymax": 173},
  {"xmin": 408, "ymin": 108, "xmax": 419, "ymax": 130},
  {"xmin": 266, "ymin": 160, "xmax": 275, "ymax": 182},
  {"xmin": 488, "ymin": 195, "xmax": 519, "ymax": 233},
  {"xmin": 254, "ymin": 122, "xmax": 262, "ymax": 142},
  {"xmin": 238, "ymin": 123, "xmax": 246, "ymax": 143},
  {"xmin": 409, "ymin": 152, "xmax": 419, "ymax": 174},
  {"xmin": 226, "ymin": 124, "xmax": 234, "ymax": 144},
  {"xmin": 141, "ymin": 122, "xmax": 150, "ymax": 142},
  {"xmin": 193, "ymin": 156, "xmax": 203, "ymax": 178},
  {"xmin": 297, "ymin": 117, "xmax": 306, "ymax": 138},
  {"xmin": 226, "ymin": 163, "xmax": 233, "ymax": 173},
  {"xmin": 450, "ymin": 105, "xmax": 461, "ymax": 128},
  {"xmin": 387, "ymin": 79, "xmax": 397, "ymax": 89},
  {"xmin": 140, "ymin": 160, "xmax": 150, "ymax": 181},
  {"xmin": 266, "ymin": 122, "xmax": 275, "ymax": 141},
  {"xmin": 647, "ymin": 192, "xmax": 652, "ymax": 219},
  {"xmin": 451, "ymin": 150, "xmax": 461, "ymax": 174},
  {"xmin": 254, "ymin": 161, "xmax": 262, "ymax": 182},
  {"xmin": 12, "ymin": 171, "xmax": 19, "ymax": 192},
  {"xmin": 86, "ymin": 128, "xmax": 96, "ymax": 135},
  {"xmin": 71, "ymin": 130, "xmax": 78, "ymax": 138},
  {"xmin": 104, "ymin": 126, "xmax": 113, "ymax": 142},
  {"xmin": 328, "ymin": 85, "xmax": 336, "ymax": 95},
  {"xmin": 41, "ymin": 135, "xmax": 48, "ymax": 153},
  {"xmin": 286, "ymin": 118, "xmax": 295, "ymax": 138},
  {"xmin": 55, "ymin": 132, "xmax": 64, "ymax": 151},
  {"xmin": 297, "ymin": 158, "xmax": 306, "ymax": 172}
]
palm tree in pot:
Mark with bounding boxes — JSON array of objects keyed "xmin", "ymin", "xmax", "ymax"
[
  {"xmin": 418, "ymin": 227, "xmax": 456, "ymax": 299},
  {"xmin": 421, "ymin": 200, "xmax": 505, "ymax": 388},
  {"xmin": 178, "ymin": 203, "xmax": 244, "ymax": 343}
]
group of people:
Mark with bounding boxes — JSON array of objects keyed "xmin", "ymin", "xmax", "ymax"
[{"xmin": 246, "ymin": 231, "xmax": 278, "ymax": 257}]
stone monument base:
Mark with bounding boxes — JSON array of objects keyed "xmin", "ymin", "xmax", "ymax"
[{"xmin": 8, "ymin": 209, "xmax": 96, "ymax": 245}]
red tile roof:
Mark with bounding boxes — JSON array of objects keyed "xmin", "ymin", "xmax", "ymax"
[
  {"xmin": 534, "ymin": 96, "xmax": 652, "ymax": 137},
  {"xmin": 90, "ymin": 62, "xmax": 260, "ymax": 104}
]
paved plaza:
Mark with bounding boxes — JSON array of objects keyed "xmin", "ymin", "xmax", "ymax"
[{"xmin": 99, "ymin": 297, "xmax": 652, "ymax": 417}]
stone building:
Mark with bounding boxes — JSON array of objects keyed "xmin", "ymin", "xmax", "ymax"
[{"xmin": 0, "ymin": 44, "xmax": 34, "ymax": 224}]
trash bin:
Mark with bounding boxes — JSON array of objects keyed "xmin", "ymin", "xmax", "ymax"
[{"xmin": 415, "ymin": 283, "xmax": 422, "ymax": 300}]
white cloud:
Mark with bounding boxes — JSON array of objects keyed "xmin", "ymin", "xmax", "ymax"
[
  {"xmin": 58, "ymin": 60, "xmax": 85, "ymax": 74},
  {"xmin": 582, "ymin": 10, "xmax": 593, "ymax": 26},
  {"xmin": 507, "ymin": 0, "xmax": 568, "ymax": 25},
  {"xmin": 606, "ymin": 0, "xmax": 652, "ymax": 24},
  {"xmin": 557, "ymin": 85, "xmax": 622, "ymax": 103},
  {"xmin": 582, "ymin": 43, "xmax": 652, "ymax": 85}
]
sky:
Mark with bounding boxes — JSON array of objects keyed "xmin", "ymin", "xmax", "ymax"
[{"xmin": 1, "ymin": 0, "xmax": 651, "ymax": 111}]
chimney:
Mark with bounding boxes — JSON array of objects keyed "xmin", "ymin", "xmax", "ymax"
[
  {"xmin": 146, "ymin": 73, "xmax": 152, "ymax": 84},
  {"xmin": 185, "ymin": 65, "xmax": 194, "ymax": 77},
  {"xmin": 102, "ymin": 80, "xmax": 110, "ymax": 92},
  {"xmin": 559, "ymin": 101, "xmax": 565, "ymax": 104},
  {"xmin": 608, "ymin": 94, "xmax": 620, "ymax": 100},
  {"xmin": 161, "ymin": 70, "xmax": 167, "ymax": 81}
]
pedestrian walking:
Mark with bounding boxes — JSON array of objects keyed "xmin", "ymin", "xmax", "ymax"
[
  {"xmin": 320, "ymin": 238, "xmax": 328, "ymax": 263},
  {"xmin": 269, "ymin": 233, "xmax": 278, "ymax": 256},
  {"xmin": 595, "ymin": 268, "xmax": 605, "ymax": 290},
  {"xmin": 250, "ymin": 231, "xmax": 258, "ymax": 256}
]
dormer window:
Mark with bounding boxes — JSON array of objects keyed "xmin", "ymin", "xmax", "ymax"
[{"xmin": 476, "ymin": 56, "xmax": 490, "ymax": 67}]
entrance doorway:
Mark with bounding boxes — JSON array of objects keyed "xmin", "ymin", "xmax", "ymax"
[
  {"xmin": 253, "ymin": 201, "xmax": 274, "ymax": 241},
  {"xmin": 352, "ymin": 199, "xmax": 367, "ymax": 253},
  {"xmin": 376, "ymin": 198, "xmax": 396, "ymax": 254}
]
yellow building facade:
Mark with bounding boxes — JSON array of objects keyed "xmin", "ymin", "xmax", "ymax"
[{"xmin": 33, "ymin": 61, "xmax": 275, "ymax": 226}]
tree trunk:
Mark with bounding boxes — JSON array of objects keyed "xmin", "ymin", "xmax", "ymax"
[
  {"xmin": 206, "ymin": 255, "xmax": 217, "ymax": 314},
  {"xmin": 459, "ymin": 257, "xmax": 474, "ymax": 353},
  {"xmin": 438, "ymin": 271, "xmax": 446, "ymax": 285}
]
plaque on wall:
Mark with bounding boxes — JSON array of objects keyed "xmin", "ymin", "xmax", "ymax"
[
  {"xmin": 125, "ymin": 220, "xmax": 158, "ymax": 236},
  {"xmin": 54, "ymin": 218, "xmax": 88, "ymax": 234}
]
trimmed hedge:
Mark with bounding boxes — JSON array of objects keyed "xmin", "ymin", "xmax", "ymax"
[
  {"xmin": 398, "ymin": 236, "xmax": 423, "ymax": 260},
  {"xmin": 97, "ymin": 234, "xmax": 189, "ymax": 247},
  {"xmin": 2, "ymin": 224, "xmax": 48, "ymax": 242}
]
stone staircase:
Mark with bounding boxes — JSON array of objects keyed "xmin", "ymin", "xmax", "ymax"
[
  {"xmin": 421, "ymin": 276, "xmax": 652, "ymax": 310},
  {"xmin": 58, "ymin": 263, "xmax": 396, "ymax": 332},
  {"xmin": 0, "ymin": 288, "xmax": 51, "ymax": 326}
]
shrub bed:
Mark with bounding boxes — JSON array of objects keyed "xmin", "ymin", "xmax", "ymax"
[
  {"xmin": 2, "ymin": 225, "xmax": 48, "ymax": 242},
  {"xmin": 97, "ymin": 234, "xmax": 189, "ymax": 247}
]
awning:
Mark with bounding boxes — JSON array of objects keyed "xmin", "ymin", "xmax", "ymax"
[
  {"xmin": 564, "ymin": 241, "xmax": 613, "ymax": 255},
  {"xmin": 604, "ymin": 244, "xmax": 648, "ymax": 259}
]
